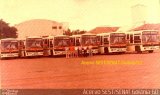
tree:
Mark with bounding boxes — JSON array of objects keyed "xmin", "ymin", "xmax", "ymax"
[
  {"xmin": 0, "ymin": 19, "xmax": 17, "ymax": 39},
  {"xmin": 79, "ymin": 30, "xmax": 86, "ymax": 34},
  {"xmin": 72, "ymin": 30, "xmax": 86, "ymax": 35},
  {"xmin": 63, "ymin": 28, "xmax": 87, "ymax": 36},
  {"xmin": 63, "ymin": 29, "xmax": 72, "ymax": 36},
  {"xmin": 72, "ymin": 29, "xmax": 79, "ymax": 35}
]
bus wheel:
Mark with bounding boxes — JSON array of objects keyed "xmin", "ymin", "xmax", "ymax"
[
  {"xmin": 135, "ymin": 46, "xmax": 142, "ymax": 53},
  {"xmin": 137, "ymin": 51, "xmax": 142, "ymax": 53},
  {"xmin": 104, "ymin": 47, "xmax": 109, "ymax": 54},
  {"xmin": 0, "ymin": 57, "xmax": 6, "ymax": 60},
  {"xmin": 148, "ymin": 50, "xmax": 153, "ymax": 53},
  {"xmin": 50, "ymin": 50, "xmax": 53, "ymax": 56}
]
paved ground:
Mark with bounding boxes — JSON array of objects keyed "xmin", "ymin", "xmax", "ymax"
[{"xmin": 1, "ymin": 51, "xmax": 160, "ymax": 89}]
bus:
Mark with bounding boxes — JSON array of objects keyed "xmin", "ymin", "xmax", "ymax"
[
  {"xmin": 24, "ymin": 36, "xmax": 44, "ymax": 57},
  {"xmin": 126, "ymin": 30, "xmax": 159, "ymax": 53},
  {"xmin": 52, "ymin": 35, "xmax": 70, "ymax": 56},
  {"xmin": 97, "ymin": 32, "xmax": 127, "ymax": 54},
  {"xmin": 81, "ymin": 33, "xmax": 99, "ymax": 54},
  {"xmin": 71, "ymin": 33, "xmax": 99, "ymax": 54},
  {"xmin": 0, "ymin": 38, "xmax": 20, "ymax": 59}
]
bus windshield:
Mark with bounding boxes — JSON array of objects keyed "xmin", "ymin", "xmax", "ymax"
[
  {"xmin": 82, "ymin": 35, "xmax": 97, "ymax": 46},
  {"xmin": 142, "ymin": 31, "xmax": 158, "ymax": 43},
  {"xmin": 1, "ymin": 41, "xmax": 18, "ymax": 50},
  {"xmin": 26, "ymin": 38, "xmax": 43, "ymax": 48},
  {"xmin": 54, "ymin": 38, "xmax": 70, "ymax": 47},
  {"xmin": 110, "ymin": 33, "xmax": 126, "ymax": 44}
]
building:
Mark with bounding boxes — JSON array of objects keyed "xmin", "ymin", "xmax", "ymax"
[
  {"xmin": 133, "ymin": 23, "xmax": 160, "ymax": 31},
  {"xmin": 15, "ymin": 19, "xmax": 66, "ymax": 39},
  {"xmin": 132, "ymin": 23, "xmax": 160, "ymax": 36}
]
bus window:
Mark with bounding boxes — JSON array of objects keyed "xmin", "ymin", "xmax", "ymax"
[
  {"xmin": 75, "ymin": 39, "xmax": 80, "ymax": 46},
  {"xmin": 134, "ymin": 36, "xmax": 141, "ymax": 43},
  {"xmin": 43, "ymin": 39, "xmax": 49, "ymax": 48},
  {"xmin": 70, "ymin": 38, "xmax": 75, "ymax": 46},
  {"xmin": 1, "ymin": 41, "xmax": 18, "ymax": 50},
  {"xmin": 97, "ymin": 36, "xmax": 102, "ymax": 45},
  {"xmin": 50, "ymin": 40, "xmax": 53, "ymax": 47},
  {"xmin": 127, "ymin": 34, "xmax": 129, "ymax": 40},
  {"xmin": 19, "ymin": 41, "xmax": 25, "ymax": 49},
  {"xmin": 142, "ymin": 33, "xmax": 158, "ymax": 43},
  {"xmin": 104, "ymin": 38, "xmax": 109, "ymax": 44},
  {"xmin": 130, "ymin": 34, "xmax": 133, "ymax": 43}
]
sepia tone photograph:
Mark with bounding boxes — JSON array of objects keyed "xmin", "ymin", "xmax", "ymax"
[{"xmin": 0, "ymin": 0, "xmax": 160, "ymax": 95}]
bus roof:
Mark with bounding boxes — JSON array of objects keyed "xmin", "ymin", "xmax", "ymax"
[
  {"xmin": 97, "ymin": 32, "xmax": 125, "ymax": 36},
  {"xmin": 70, "ymin": 35, "xmax": 81, "ymax": 37},
  {"xmin": 26, "ymin": 36, "xmax": 42, "ymax": 39},
  {"xmin": 126, "ymin": 30, "xmax": 159, "ymax": 34},
  {"xmin": 129, "ymin": 30, "xmax": 159, "ymax": 32},
  {"xmin": 0, "ymin": 38, "xmax": 18, "ymax": 41},
  {"xmin": 42, "ymin": 36, "xmax": 54, "ymax": 39},
  {"xmin": 54, "ymin": 35, "xmax": 69, "ymax": 37},
  {"xmin": 97, "ymin": 33, "xmax": 110, "ymax": 35},
  {"xmin": 82, "ymin": 33, "xmax": 96, "ymax": 36}
]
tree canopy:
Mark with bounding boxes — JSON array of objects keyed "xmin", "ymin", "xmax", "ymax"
[
  {"xmin": 63, "ymin": 29, "xmax": 86, "ymax": 36},
  {"xmin": 0, "ymin": 19, "xmax": 17, "ymax": 39}
]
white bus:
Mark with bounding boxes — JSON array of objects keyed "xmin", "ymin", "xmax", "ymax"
[
  {"xmin": 126, "ymin": 30, "xmax": 159, "ymax": 53},
  {"xmin": 70, "ymin": 33, "xmax": 99, "ymax": 54},
  {"xmin": 24, "ymin": 36, "xmax": 44, "ymax": 57},
  {"xmin": 52, "ymin": 35, "xmax": 70, "ymax": 56},
  {"xmin": 81, "ymin": 33, "xmax": 99, "ymax": 54},
  {"xmin": 0, "ymin": 38, "xmax": 20, "ymax": 59},
  {"xmin": 97, "ymin": 32, "xmax": 127, "ymax": 54}
]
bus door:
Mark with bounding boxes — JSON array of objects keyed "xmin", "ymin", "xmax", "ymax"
[
  {"xmin": 75, "ymin": 37, "xmax": 81, "ymax": 46},
  {"xmin": 134, "ymin": 33, "xmax": 142, "ymax": 52},
  {"xmin": 103, "ymin": 35, "xmax": 109, "ymax": 54},
  {"xmin": 43, "ymin": 38, "xmax": 50, "ymax": 56},
  {"xmin": 130, "ymin": 34, "xmax": 134, "ymax": 44},
  {"xmin": 70, "ymin": 37, "xmax": 75, "ymax": 46},
  {"xmin": 71, "ymin": 37, "xmax": 81, "ymax": 47},
  {"xmin": 19, "ymin": 40, "xmax": 25, "ymax": 57},
  {"xmin": 134, "ymin": 34, "xmax": 141, "ymax": 44},
  {"xmin": 103, "ymin": 36, "xmax": 109, "ymax": 46}
]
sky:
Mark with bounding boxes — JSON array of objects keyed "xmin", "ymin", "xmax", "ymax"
[{"xmin": 0, "ymin": 0, "xmax": 160, "ymax": 30}]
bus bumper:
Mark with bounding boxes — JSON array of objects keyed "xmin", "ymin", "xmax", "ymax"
[
  {"xmin": 0, "ymin": 53, "xmax": 19, "ymax": 58},
  {"xmin": 25, "ymin": 52, "xmax": 43, "ymax": 57},
  {"xmin": 53, "ymin": 51, "xmax": 66, "ymax": 55},
  {"xmin": 142, "ymin": 46, "xmax": 159, "ymax": 51},
  {"xmin": 92, "ymin": 49, "xmax": 99, "ymax": 54},
  {"xmin": 110, "ymin": 48, "xmax": 126, "ymax": 53}
]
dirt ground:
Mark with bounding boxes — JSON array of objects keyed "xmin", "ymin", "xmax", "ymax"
[{"xmin": 1, "ymin": 51, "xmax": 160, "ymax": 89}]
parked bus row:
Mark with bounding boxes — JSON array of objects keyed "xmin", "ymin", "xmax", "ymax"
[{"xmin": 0, "ymin": 30, "xmax": 160, "ymax": 59}]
